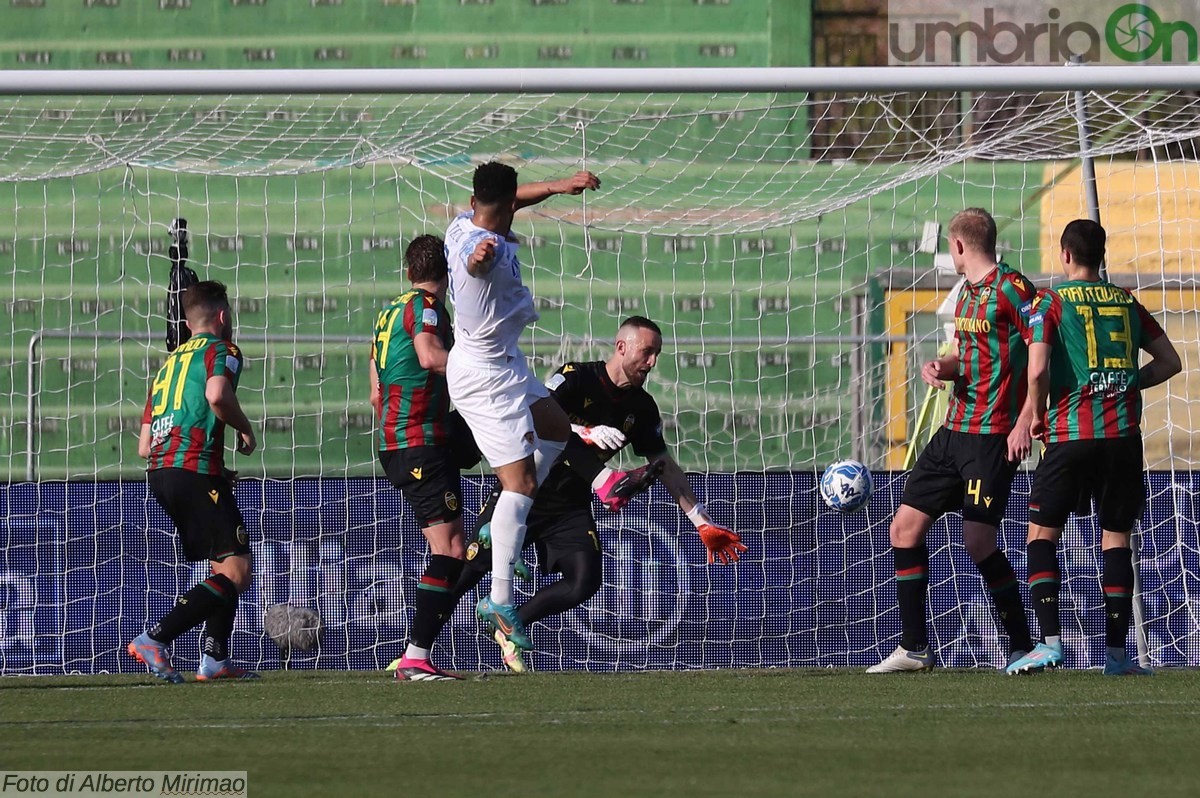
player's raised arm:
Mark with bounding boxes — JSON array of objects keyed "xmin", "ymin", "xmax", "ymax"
[
  {"xmin": 514, "ymin": 170, "xmax": 600, "ymax": 210},
  {"xmin": 656, "ymin": 454, "xmax": 747, "ymax": 565},
  {"xmin": 466, "ymin": 236, "xmax": 497, "ymax": 277}
]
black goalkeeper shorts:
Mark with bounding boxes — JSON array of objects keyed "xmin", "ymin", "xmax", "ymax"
[{"xmin": 464, "ymin": 504, "xmax": 600, "ymax": 575}]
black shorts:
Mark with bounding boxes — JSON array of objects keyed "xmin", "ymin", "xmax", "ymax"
[
  {"xmin": 1029, "ymin": 437, "xmax": 1145, "ymax": 532},
  {"xmin": 901, "ymin": 427, "xmax": 1018, "ymax": 527},
  {"xmin": 464, "ymin": 504, "xmax": 600, "ymax": 575},
  {"xmin": 379, "ymin": 446, "xmax": 462, "ymax": 528},
  {"xmin": 148, "ymin": 468, "xmax": 249, "ymax": 563}
]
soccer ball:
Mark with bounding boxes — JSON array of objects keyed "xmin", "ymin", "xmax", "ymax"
[
  {"xmin": 263, "ymin": 604, "xmax": 323, "ymax": 655},
  {"xmin": 820, "ymin": 459, "xmax": 873, "ymax": 513}
]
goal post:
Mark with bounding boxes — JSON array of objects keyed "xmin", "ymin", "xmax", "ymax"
[{"xmin": 1, "ymin": 66, "xmax": 1198, "ymax": 674}]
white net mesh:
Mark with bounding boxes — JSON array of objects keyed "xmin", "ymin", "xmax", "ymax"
[{"xmin": 1, "ymin": 84, "xmax": 1198, "ymax": 673}]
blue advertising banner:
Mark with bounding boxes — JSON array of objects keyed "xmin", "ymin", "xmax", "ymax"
[{"xmin": 1, "ymin": 473, "xmax": 1197, "ymax": 675}]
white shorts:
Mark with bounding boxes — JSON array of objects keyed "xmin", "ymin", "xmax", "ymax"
[{"xmin": 447, "ymin": 347, "xmax": 551, "ymax": 469}]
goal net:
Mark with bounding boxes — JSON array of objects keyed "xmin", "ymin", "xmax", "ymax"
[{"xmin": 1, "ymin": 69, "xmax": 1197, "ymax": 673}]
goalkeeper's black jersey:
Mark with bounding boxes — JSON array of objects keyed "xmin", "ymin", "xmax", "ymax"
[{"xmin": 539, "ymin": 360, "xmax": 667, "ymax": 514}]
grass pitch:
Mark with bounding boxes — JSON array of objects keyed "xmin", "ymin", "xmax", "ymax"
[{"xmin": 1, "ymin": 668, "xmax": 1196, "ymax": 797}]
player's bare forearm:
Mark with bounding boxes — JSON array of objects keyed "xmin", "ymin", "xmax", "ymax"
[
  {"xmin": 937, "ymin": 352, "xmax": 960, "ymax": 379},
  {"xmin": 1007, "ymin": 400, "xmax": 1035, "ymax": 461},
  {"xmin": 1139, "ymin": 335, "xmax": 1182, "ymax": 389},
  {"xmin": 921, "ymin": 344, "xmax": 960, "ymax": 389},
  {"xmin": 1139, "ymin": 361, "xmax": 1177, "ymax": 390},
  {"xmin": 1014, "ymin": 397, "xmax": 1037, "ymax": 430},
  {"xmin": 368, "ymin": 359, "xmax": 382, "ymax": 415},
  {"xmin": 466, "ymin": 238, "xmax": 496, "ymax": 277},
  {"xmin": 414, "ymin": 334, "xmax": 448, "ymax": 375},
  {"xmin": 206, "ymin": 378, "xmax": 254, "ymax": 437},
  {"xmin": 656, "ymin": 454, "xmax": 698, "ymax": 512},
  {"xmin": 1030, "ymin": 372, "xmax": 1049, "ymax": 421},
  {"xmin": 211, "ymin": 397, "xmax": 254, "ymax": 438},
  {"xmin": 514, "ymin": 171, "xmax": 600, "ymax": 210},
  {"xmin": 1026, "ymin": 341, "xmax": 1051, "ymax": 415},
  {"xmin": 137, "ymin": 423, "xmax": 152, "ymax": 460}
]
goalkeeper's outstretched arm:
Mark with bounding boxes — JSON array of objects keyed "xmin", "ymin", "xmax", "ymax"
[{"xmin": 655, "ymin": 454, "xmax": 747, "ymax": 565}]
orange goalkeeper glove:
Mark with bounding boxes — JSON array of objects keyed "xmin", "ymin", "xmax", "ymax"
[
  {"xmin": 687, "ymin": 502, "xmax": 748, "ymax": 565},
  {"xmin": 697, "ymin": 523, "xmax": 747, "ymax": 565}
]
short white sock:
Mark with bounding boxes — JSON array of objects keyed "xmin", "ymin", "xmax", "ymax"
[
  {"xmin": 534, "ymin": 437, "xmax": 567, "ymax": 486},
  {"xmin": 404, "ymin": 644, "xmax": 429, "ymax": 661},
  {"xmin": 489, "ymin": 491, "xmax": 534, "ymax": 605},
  {"xmin": 1045, "ymin": 635, "xmax": 1061, "ymax": 648},
  {"xmin": 590, "ymin": 467, "xmax": 616, "ymax": 491}
]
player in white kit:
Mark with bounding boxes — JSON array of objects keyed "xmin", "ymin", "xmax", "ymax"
[{"xmin": 445, "ymin": 162, "xmax": 661, "ymax": 651}]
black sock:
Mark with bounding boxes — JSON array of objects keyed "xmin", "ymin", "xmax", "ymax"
[
  {"xmin": 518, "ymin": 551, "xmax": 602, "ymax": 626},
  {"xmin": 976, "ymin": 550, "xmax": 1034, "ymax": 654},
  {"xmin": 558, "ymin": 434, "xmax": 606, "ymax": 484},
  {"xmin": 202, "ymin": 592, "xmax": 239, "ymax": 661},
  {"xmin": 893, "ymin": 545, "xmax": 929, "ymax": 651},
  {"xmin": 451, "ymin": 555, "xmax": 488, "ymax": 605},
  {"xmin": 149, "ymin": 574, "xmax": 238, "ymax": 646},
  {"xmin": 1026, "ymin": 539, "xmax": 1061, "ymax": 640},
  {"xmin": 410, "ymin": 555, "xmax": 465, "ymax": 650},
  {"xmin": 1103, "ymin": 546, "xmax": 1135, "ymax": 649},
  {"xmin": 476, "ymin": 482, "xmax": 501, "ymax": 528}
]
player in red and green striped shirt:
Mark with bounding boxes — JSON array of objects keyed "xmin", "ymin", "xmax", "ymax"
[
  {"xmin": 369, "ymin": 234, "xmax": 469, "ymax": 682},
  {"xmin": 1006, "ymin": 219, "xmax": 1181, "ymax": 676},
  {"xmin": 130, "ymin": 280, "xmax": 259, "ymax": 683},
  {"xmin": 870, "ymin": 208, "xmax": 1036, "ymax": 673}
]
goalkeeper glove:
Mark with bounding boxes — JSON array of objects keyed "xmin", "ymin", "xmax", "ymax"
[
  {"xmin": 687, "ymin": 502, "xmax": 748, "ymax": 565},
  {"xmin": 697, "ymin": 524, "xmax": 748, "ymax": 565},
  {"xmin": 572, "ymin": 423, "xmax": 627, "ymax": 451}
]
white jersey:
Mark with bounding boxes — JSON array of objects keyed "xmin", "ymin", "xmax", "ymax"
[{"xmin": 444, "ymin": 211, "xmax": 539, "ymax": 361}]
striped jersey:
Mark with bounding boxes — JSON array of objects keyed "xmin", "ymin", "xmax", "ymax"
[
  {"xmin": 1026, "ymin": 280, "xmax": 1164, "ymax": 442},
  {"xmin": 141, "ymin": 333, "xmax": 243, "ymax": 475},
  {"xmin": 372, "ymin": 288, "xmax": 454, "ymax": 450},
  {"xmin": 444, "ymin": 211, "xmax": 538, "ymax": 361},
  {"xmin": 945, "ymin": 262, "xmax": 1037, "ymax": 435}
]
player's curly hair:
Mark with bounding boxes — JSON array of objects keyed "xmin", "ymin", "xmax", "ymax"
[
  {"xmin": 948, "ymin": 208, "xmax": 997, "ymax": 255},
  {"xmin": 1060, "ymin": 219, "xmax": 1105, "ymax": 268},
  {"xmin": 473, "ymin": 161, "xmax": 518, "ymax": 205},
  {"xmin": 405, "ymin": 234, "xmax": 447, "ymax": 284},
  {"xmin": 182, "ymin": 280, "xmax": 230, "ymax": 321}
]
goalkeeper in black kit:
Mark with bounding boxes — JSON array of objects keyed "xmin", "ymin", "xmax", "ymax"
[{"xmin": 451, "ymin": 316, "xmax": 747, "ymax": 671}]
